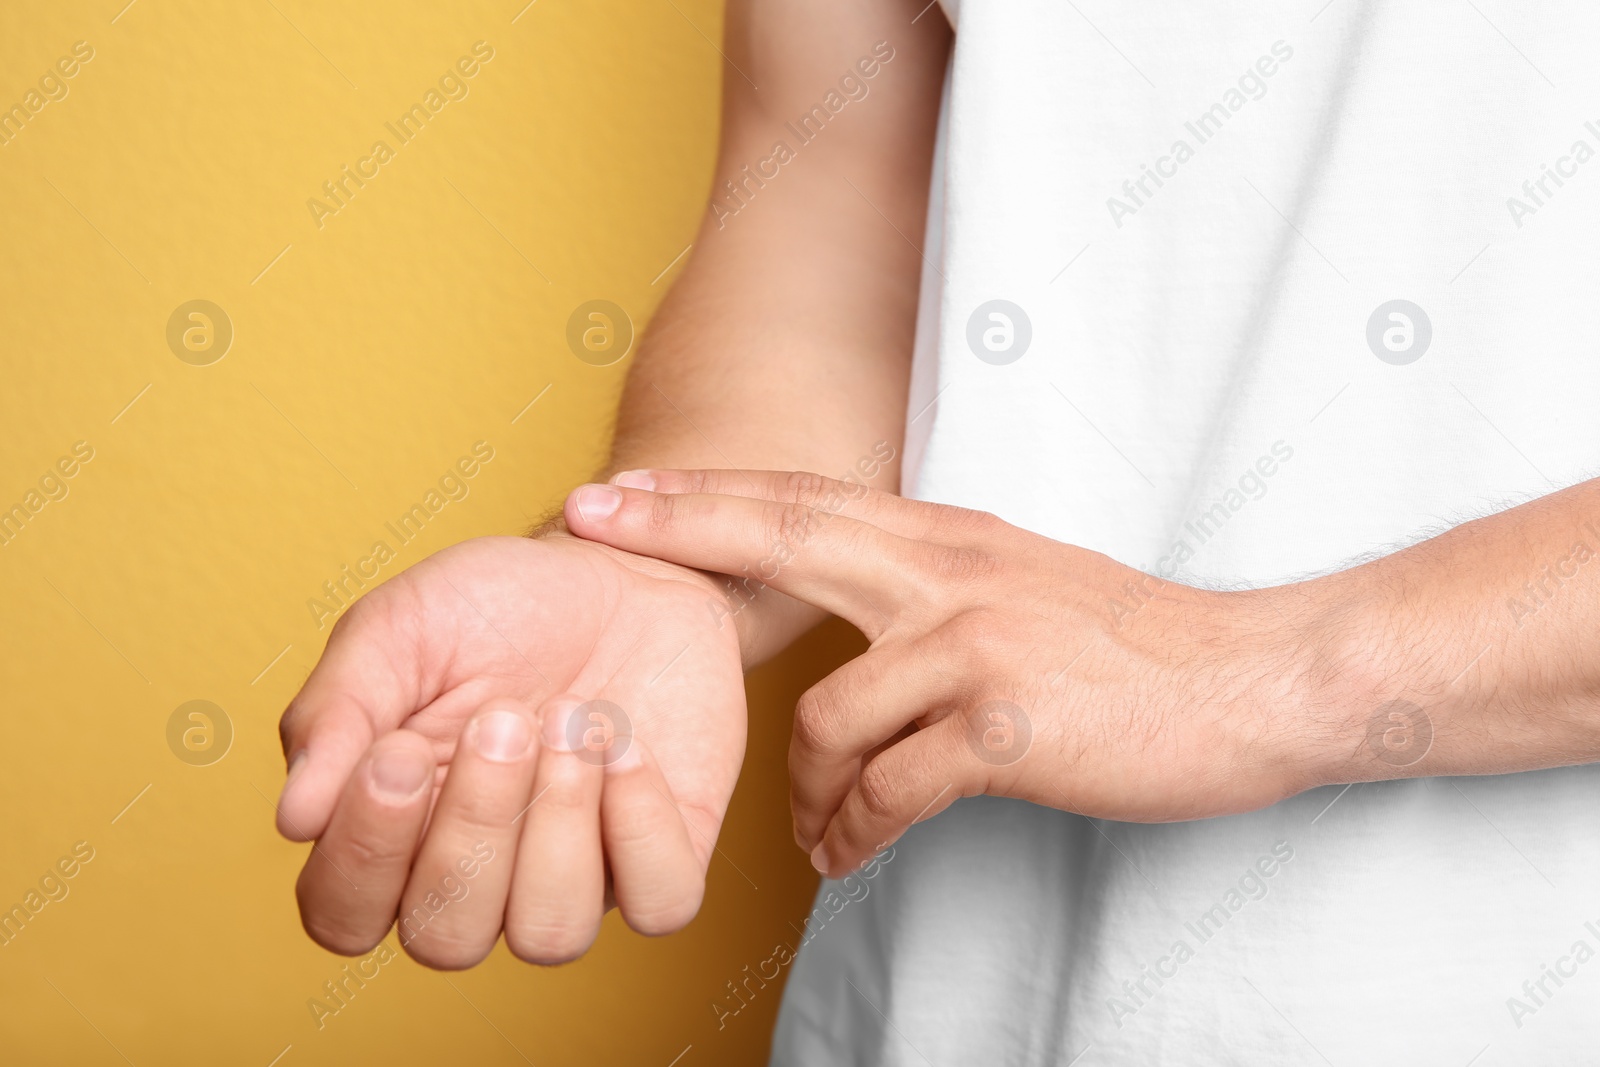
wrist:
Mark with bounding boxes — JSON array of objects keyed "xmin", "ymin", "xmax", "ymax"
[
  {"xmin": 707, "ymin": 571, "xmax": 829, "ymax": 669},
  {"xmin": 1122, "ymin": 576, "xmax": 1343, "ymax": 812},
  {"xmin": 1251, "ymin": 572, "xmax": 1411, "ymax": 794},
  {"xmin": 537, "ymin": 523, "xmax": 821, "ymax": 670}
]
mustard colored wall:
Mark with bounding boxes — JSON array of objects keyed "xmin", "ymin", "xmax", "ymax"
[{"xmin": 0, "ymin": 3, "xmax": 860, "ymax": 1062}]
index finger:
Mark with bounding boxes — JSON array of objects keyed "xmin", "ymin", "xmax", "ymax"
[
  {"xmin": 617, "ymin": 469, "xmax": 981, "ymax": 546},
  {"xmin": 617, "ymin": 470, "xmax": 947, "ymax": 543},
  {"xmin": 295, "ymin": 729, "xmax": 437, "ymax": 955},
  {"xmin": 563, "ymin": 483, "xmax": 922, "ymax": 635},
  {"xmin": 812, "ymin": 719, "xmax": 976, "ymax": 879}
]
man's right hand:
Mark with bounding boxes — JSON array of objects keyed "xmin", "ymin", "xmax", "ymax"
[
  {"xmin": 274, "ymin": 532, "xmax": 746, "ymax": 969},
  {"xmin": 273, "ymin": 0, "xmax": 952, "ymax": 970}
]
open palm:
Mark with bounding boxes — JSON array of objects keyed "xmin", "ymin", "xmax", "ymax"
[{"xmin": 275, "ymin": 532, "xmax": 746, "ymax": 968}]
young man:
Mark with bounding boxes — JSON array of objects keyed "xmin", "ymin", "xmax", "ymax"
[{"xmin": 279, "ymin": 1, "xmax": 1600, "ymax": 1061}]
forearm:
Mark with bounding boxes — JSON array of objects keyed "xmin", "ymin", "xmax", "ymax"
[
  {"xmin": 606, "ymin": 199, "xmax": 913, "ymax": 661},
  {"xmin": 601, "ymin": 0, "xmax": 950, "ymax": 664},
  {"xmin": 1292, "ymin": 478, "xmax": 1600, "ymax": 786},
  {"xmin": 609, "ymin": 190, "xmax": 915, "ymax": 485}
]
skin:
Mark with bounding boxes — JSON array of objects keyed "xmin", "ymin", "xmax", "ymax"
[
  {"xmin": 280, "ymin": 0, "xmax": 1600, "ymax": 970},
  {"xmin": 276, "ymin": 0, "xmax": 951, "ymax": 964},
  {"xmin": 280, "ymin": 538, "xmax": 744, "ymax": 966},
  {"xmin": 564, "ymin": 468, "xmax": 1600, "ymax": 876}
]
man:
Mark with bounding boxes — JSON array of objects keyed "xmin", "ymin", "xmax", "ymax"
[{"xmin": 277, "ymin": 0, "xmax": 1600, "ymax": 1061}]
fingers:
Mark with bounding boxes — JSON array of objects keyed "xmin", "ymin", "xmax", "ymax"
[
  {"xmin": 563, "ymin": 483, "xmax": 925, "ymax": 634},
  {"xmin": 788, "ymin": 635, "xmax": 975, "ymax": 852},
  {"xmin": 499, "ymin": 696, "xmax": 707, "ymax": 962},
  {"xmin": 504, "ymin": 696, "xmax": 607, "ymax": 965},
  {"xmin": 277, "ymin": 606, "xmax": 422, "ymax": 841},
  {"xmin": 602, "ymin": 736, "xmax": 705, "ymax": 936},
  {"xmin": 614, "ymin": 469, "xmax": 987, "ymax": 546},
  {"xmin": 811, "ymin": 718, "xmax": 979, "ymax": 879},
  {"xmin": 295, "ymin": 730, "xmax": 437, "ymax": 955},
  {"xmin": 396, "ymin": 700, "xmax": 540, "ymax": 969}
]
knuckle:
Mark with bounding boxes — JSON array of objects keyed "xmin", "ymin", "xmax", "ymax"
[
  {"xmin": 854, "ymin": 761, "xmax": 902, "ymax": 824},
  {"xmin": 941, "ymin": 608, "xmax": 1001, "ymax": 652},
  {"xmin": 603, "ymin": 803, "xmax": 661, "ymax": 850},
  {"xmin": 334, "ymin": 829, "xmax": 413, "ymax": 873},
  {"xmin": 954, "ymin": 506, "xmax": 1006, "ymax": 535},
  {"xmin": 770, "ymin": 500, "xmax": 819, "ymax": 556},
  {"xmin": 782, "ymin": 470, "xmax": 830, "ymax": 507},
  {"xmin": 923, "ymin": 544, "xmax": 1003, "ymax": 588},
  {"xmin": 645, "ymin": 491, "xmax": 683, "ymax": 538},
  {"xmin": 445, "ymin": 800, "xmax": 513, "ymax": 840},
  {"xmin": 792, "ymin": 687, "xmax": 843, "ymax": 757},
  {"xmin": 529, "ymin": 775, "xmax": 591, "ymax": 817}
]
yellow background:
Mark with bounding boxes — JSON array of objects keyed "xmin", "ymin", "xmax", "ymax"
[{"xmin": 0, "ymin": 2, "xmax": 859, "ymax": 1062}]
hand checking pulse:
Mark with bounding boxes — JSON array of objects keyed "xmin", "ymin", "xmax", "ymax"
[
  {"xmin": 569, "ymin": 468, "xmax": 1600, "ymax": 880},
  {"xmin": 564, "ymin": 469, "xmax": 1322, "ymax": 878}
]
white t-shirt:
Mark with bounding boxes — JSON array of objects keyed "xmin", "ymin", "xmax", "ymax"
[{"xmin": 771, "ymin": 2, "xmax": 1600, "ymax": 1063}]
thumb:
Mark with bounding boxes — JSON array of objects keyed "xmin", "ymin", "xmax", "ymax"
[{"xmin": 276, "ymin": 604, "xmax": 422, "ymax": 841}]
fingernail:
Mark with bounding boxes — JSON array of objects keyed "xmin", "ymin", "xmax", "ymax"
[
  {"xmin": 611, "ymin": 469, "xmax": 656, "ymax": 491},
  {"xmin": 541, "ymin": 698, "xmax": 585, "ymax": 753},
  {"xmin": 369, "ymin": 747, "xmax": 432, "ymax": 800},
  {"xmin": 471, "ymin": 709, "xmax": 533, "ymax": 762},
  {"xmin": 573, "ymin": 484, "xmax": 621, "ymax": 522},
  {"xmin": 604, "ymin": 739, "xmax": 642, "ymax": 772},
  {"xmin": 809, "ymin": 842, "xmax": 832, "ymax": 877}
]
